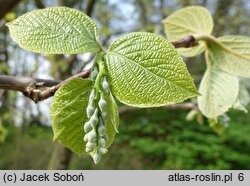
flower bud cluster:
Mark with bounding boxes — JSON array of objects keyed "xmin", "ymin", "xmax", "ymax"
[{"xmin": 83, "ymin": 73, "xmax": 110, "ymax": 164}]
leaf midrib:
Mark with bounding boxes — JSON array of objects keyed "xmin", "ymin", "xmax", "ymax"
[{"xmin": 108, "ymin": 51, "xmax": 196, "ymax": 94}]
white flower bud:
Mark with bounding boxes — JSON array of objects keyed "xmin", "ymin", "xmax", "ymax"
[
  {"xmin": 84, "ymin": 121, "xmax": 92, "ymax": 133},
  {"xmin": 98, "ymin": 147, "xmax": 108, "ymax": 155},
  {"xmin": 98, "ymin": 93, "xmax": 107, "ymax": 112},
  {"xmin": 102, "ymin": 77, "xmax": 109, "ymax": 91},
  {"xmin": 88, "ymin": 129, "xmax": 97, "ymax": 141},
  {"xmin": 98, "ymin": 124, "xmax": 106, "ymax": 136},
  {"xmin": 101, "ymin": 112, "xmax": 107, "ymax": 121},
  {"xmin": 86, "ymin": 102, "xmax": 95, "ymax": 118},
  {"xmin": 86, "ymin": 142, "xmax": 95, "ymax": 149},
  {"xmin": 98, "ymin": 137, "xmax": 106, "ymax": 147},
  {"xmin": 89, "ymin": 89, "xmax": 96, "ymax": 100},
  {"xmin": 103, "ymin": 134, "xmax": 108, "ymax": 141},
  {"xmin": 93, "ymin": 154, "xmax": 101, "ymax": 164},
  {"xmin": 87, "ymin": 89, "xmax": 96, "ymax": 118},
  {"xmin": 86, "ymin": 147, "xmax": 94, "ymax": 153},
  {"xmin": 90, "ymin": 67, "xmax": 99, "ymax": 80},
  {"xmin": 83, "ymin": 134, "xmax": 89, "ymax": 142},
  {"xmin": 89, "ymin": 109, "xmax": 98, "ymax": 127}
]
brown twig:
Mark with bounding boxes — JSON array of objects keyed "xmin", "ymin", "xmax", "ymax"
[
  {"xmin": 119, "ymin": 102, "xmax": 198, "ymax": 115},
  {"xmin": 171, "ymin": 35, "xmax": 196, "ymax": 48},
  {"xmin": 0, "ymin": 35, "xmax": 197, "ymax": 103},
  {"xmin": 0, "ymin": 70, "xmax": 90, "ymax": 103}
]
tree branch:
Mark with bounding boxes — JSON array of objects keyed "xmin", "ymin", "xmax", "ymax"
[
  {"xmin": 119, "ymin": 102, "xmax": 197, "ymax": 115},
  {"xmin": 0, "ymin": 35, "xmax": 197, "ymax": 103},
  {"xmin": 0, "ymin": 70, "xmax": 90, "ymax": 102},
  {"xmin": 34, "ymin": 0, "xmax": 45, "ymax": 9},
  {"xmin": 0, "ymin": 0, "xmax": 22, "ymax": 20},
  {"xmin": 171, "ymin": 35, "xmax": 196, "ymax": 48},
  {"xmin": 86, "ymin": 0, "xmax": 97, "ymax": 17}
]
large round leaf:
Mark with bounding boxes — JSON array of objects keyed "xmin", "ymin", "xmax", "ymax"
[
  {"xmin": 208, "ymin": 36, "xmax": 250, "ymax": 78},
  {"xmin": 163, "ymin": 6, "xmax": 213, "ymax": 57},
  {"xmin": 105, "ymin": 32, "xmax": 198, "ymax": 107},
  {"xmin": 198, "ymin": 65, "xmax": 239, "ymax": 119},
  {"xmin": 7, "ymin": 7, "xmax": 100, "ymax": 54}
]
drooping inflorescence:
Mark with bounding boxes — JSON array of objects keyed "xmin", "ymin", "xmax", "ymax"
[{"xmin": 83, "ymin": 66, "xmax": 110, "ymax": 164}]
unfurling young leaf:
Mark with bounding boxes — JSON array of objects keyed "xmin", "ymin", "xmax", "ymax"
[
  {"xmin": 198, "ymin": 65, "xmax": 239, "ymax": 119},
  {"xmin": 105, "ymin": 32, "xmax": 199, "ymax": 107},
  {"xmin": 161, "ymin": 6, "xmax": 250, "ymax": 132},
  {"xmin": 162, "ymin": 6, "xmax": 214, "ymax": 57},
  {"xmin": 6, "ymin": 7, "xmax": 100, "ymax": 54},
  {"xmin": 208, "ymin": 36, "xmax": 250, "ymax": 78},
  {"xmin": 233, "ymin": 84, "xmax": 250, "ymax": 113}
]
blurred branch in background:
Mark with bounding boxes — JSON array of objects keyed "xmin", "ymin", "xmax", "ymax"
[
  {"xmin": 119, "ymin": 102, "xmax": 198, "ymax": 116},
  {"xmin": 86, "ymin": 0, "xmax": 97, "ymax": 17},
  {"xmin": 0, "ymin": 0, "xmax": 22, "ymax": 20},
  {"xmin": 34, "ymin": 0, "xmax": 45, "ymax": 9}
]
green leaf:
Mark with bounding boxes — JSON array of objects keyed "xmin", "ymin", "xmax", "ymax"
[
  {"xmin": 233, "ymin": 84, "xmax": 250, "ymax": 113},
  {"xmin": 105, "ymin": 32, "xmax": 199, "ymax": 107},
  {"xmin": 175, "ymin": 45, "xmax": 207, "ymax": 58},
  {"xmin": 218, "ymin": 35, "xmax": 250, "ymax": 57},
  {"xmin": 208, "ymin": 35, "xmax": 250, "ymax": 77},
  {"xmin": 7, "ymin": 6, "xmax": 99, "ymax": 54},
  {"xmin": 50, "ymin": 78, "xmax": 92, "ymax": 154},
  {"xmin": 162, "ymin": 6, "xmax": 213, "ymax": 57},
  {"xmin": 198, "ymin": 65, "xmax": 239, "ymax": 119},
  {"xmin": 104, "ymin": 92, "xmax": 119, "ymax": 147}
]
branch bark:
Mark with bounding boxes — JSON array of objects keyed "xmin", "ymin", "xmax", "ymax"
[
  {"xmin": 0, "ymin": 70, "xmax": 90, "ymax": 102},
  {"xmin": 0, "ymin": 35, "xmax": 196, "ymax": 103}
]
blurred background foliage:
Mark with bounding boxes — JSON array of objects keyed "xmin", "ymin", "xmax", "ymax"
[{"xmin": 0, "ymin": 0, "xmax": 250, "ymax": 169}]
